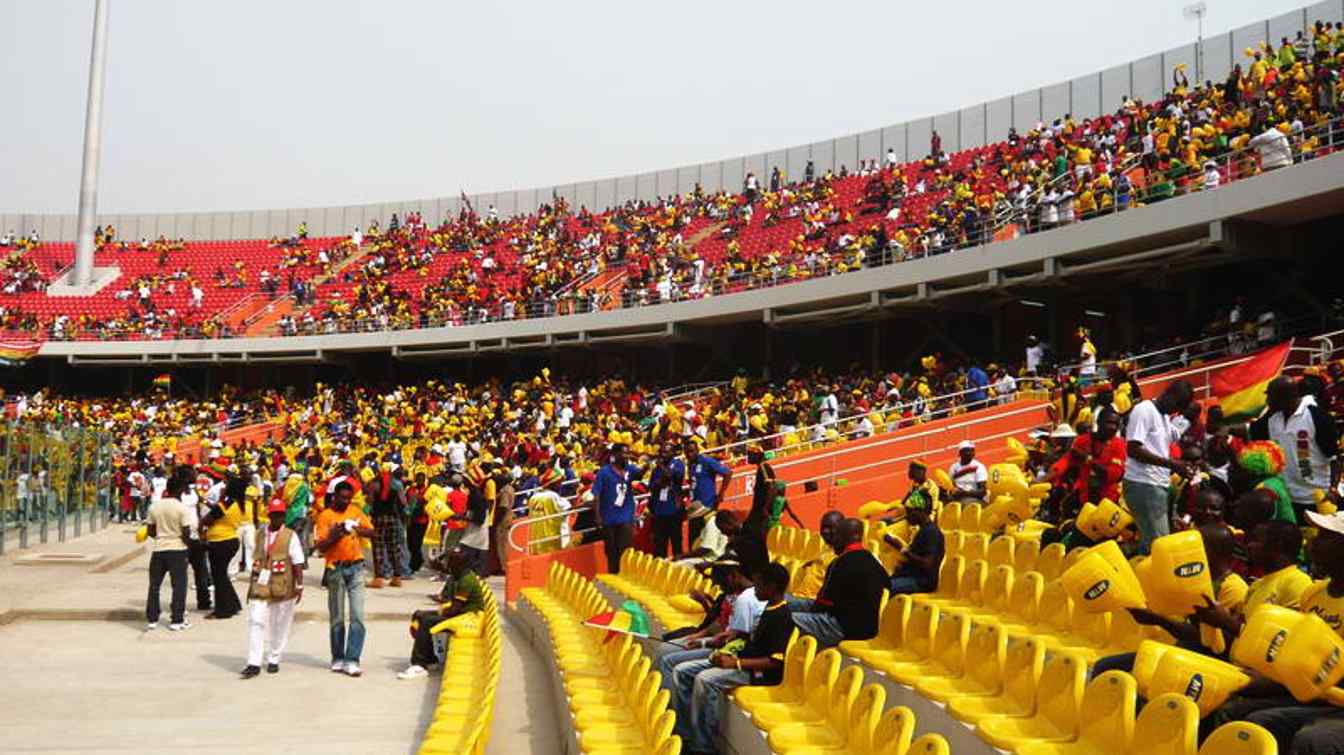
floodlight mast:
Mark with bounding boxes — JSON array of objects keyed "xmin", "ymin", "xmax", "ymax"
[
  {"xmin": 1183, "ymin": 1, "xmax": 1208, "ymax": 83},
  {"xmin": 71, "ymin": 0, "xmax": 110, "ymax": 288}
]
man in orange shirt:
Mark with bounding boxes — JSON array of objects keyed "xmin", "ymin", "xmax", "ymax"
[{"xmin": 315, "ymin": 480, "xmax": 375, "ymax": 677}]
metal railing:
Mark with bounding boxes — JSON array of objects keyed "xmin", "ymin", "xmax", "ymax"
[{"xmin": 0, "ymin": 423, "xmax": 117, "ymax": 554}]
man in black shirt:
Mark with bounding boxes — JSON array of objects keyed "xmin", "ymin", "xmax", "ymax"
[
  {"xmin": 789, "ymin": 518, "xmax": 886, "ymax": 647},
  {"xmin": 674, "ymin": 563, "xmax": 793, "ymax": 754},
  {"xmin": 886, "ymin": 495, "xmax": 944, "ymax": 594},
  {"xmin": 720, "ymin": 510, "xmax": 770, "ymax": 580}
]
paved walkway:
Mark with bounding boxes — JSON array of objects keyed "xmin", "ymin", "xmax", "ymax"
[{"xmin": 0, "ymin": 524, "xmax": 563, "ymax": 755}]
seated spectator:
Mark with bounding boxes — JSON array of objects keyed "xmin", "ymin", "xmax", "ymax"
[
  {"xmin": 672, "ymin": 563, "xmax": 793, "ymax": 755},
  {"xmin": 397, "ymin": 548, "xmax": 485, "ymax": 679},
  {"xmin": 885, "ymin": 493, "xmax": 944, "ymax": 595},
  {"xmin": 676, "ymin": 509, "xmax": 734, "ymax": 566},
  {"xmin": 660, "ymin": 561, "xmax": 763, "ymax": 688},
  {"xmin": 789, "ymin": 511, "xmax": 843, "ymax": 599},
  {"xmin": 788, "ymin": 518, "xmax": 886, "ymax": 647},
  {"xmin": 948, "ymin": 440, "xmax": 988, "ymax": 501}
]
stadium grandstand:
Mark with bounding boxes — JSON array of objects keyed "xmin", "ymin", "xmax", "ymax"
[{"xmin": 4, "ymin": 2, "xmax": 1344, "ymax": 755}]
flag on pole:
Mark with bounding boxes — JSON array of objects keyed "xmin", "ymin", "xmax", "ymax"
[
  {"xmin": 153, "ymin": 374, "xmax": 172, "ymax": 389},
  {"xmin": 584, "ymin": 600, "xmax": 651, "ymax": 643},
  {"xmin": 1211, "ymin": 341, "xmax": 1291, "ymax": 420}
]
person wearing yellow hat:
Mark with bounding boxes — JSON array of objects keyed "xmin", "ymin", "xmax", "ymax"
[{"xmin": 241, "ymin": 496, "xmax": 306, "ymax": 679}]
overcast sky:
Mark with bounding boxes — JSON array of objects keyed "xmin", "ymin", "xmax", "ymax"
[{"xmin": 0, "ymin": 0, "xmax": 1313, "ymax": 214}]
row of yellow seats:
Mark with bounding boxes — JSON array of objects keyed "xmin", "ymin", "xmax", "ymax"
[
  {"xmin": 838, "ymin": 605, "xmax": 1274, "ymax": 754},
  {"xmin": 767, "ymin": 524, "xmax": 828, "ymax": 563},
  {"xmin": 916, "ymin": 557, "xmax": 1156, "ymax": 663},
  {"xmin": 418, "ymin": 589, "xmax": 502, "ymax": 755},
  {"xmin": 598, "ymin": 549, "xmax": 719, "ymax": 630},
  {"xmin": 733, "ymin": 633, "xmax": 951, "ymax": 755},
  {"xmin": 523, "ymin": 563, "xmax": 681, "ymax": 755}
]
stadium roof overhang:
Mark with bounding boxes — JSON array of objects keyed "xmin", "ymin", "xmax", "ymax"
[{"xmin": 51, "ymin": 153, "xmax": 1344, "ymax": 365}]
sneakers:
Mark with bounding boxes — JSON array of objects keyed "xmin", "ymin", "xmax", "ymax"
[
  {"xmin": 366, "ymin": 578, "xmax": 386, "ymax": 589},
  {"xmin": 168, "ymin": 621, "xmax": 192, "ymax": 632},
  {"xmin": 389, "ymin": 577, "xmax": 402, "ymax": 587},
  {"xmin": 397, "ymin": 664, "xmax": 428, "ymax": 680},
  {"xmin": 240, "ymin": 665, "xmax": 261, "ymax": 679},
  {"xmin": 266, "ymin": 663, "xmax": 279, "ymax": 674},
  {"xmin": 344, "ymin": 662, "xmax": 363, "ymax": 677},
  {"xmin": 330, "ymin": 661, "xmax": 346, "ymax": 673},
  {"xmin": 145, "ymin": 622, "xmax": 158, "ymax": 631}
]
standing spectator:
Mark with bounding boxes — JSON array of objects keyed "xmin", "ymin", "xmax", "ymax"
[
  {"xmin": 405, "ymin": 472, "xmax": 429, "ymax": 574},
  {"xmin": 930, "ymin": 130, "xmax": 942, "ymax": 156},
  {"xmin": 592, "ymin": 443, "xmax": 641, "ymax": 574},
  {"xmin": 1250, "ymin": 376, "xmax": 1341, "ymax": 522},
  {"xmin": 648, "ymin": 444, "xmax": 687, "ymax": 558},
  {"xmin": 366, "ymin": 463, "xmax": 409, "ymax": 588},
  {"xmin": 314, "ymin": 480, "xmax": 375, "ymax": 677},
  {"xmin": 199, "ymin": 477, "xmax": 244, "ymax": 620},
  {"xmin": 684, "ymin": 439, "xmax": 733, "ymax": 538},
  {"xmin": 145, "ymin": 468, "xmax": 193, "ymax": 631},
  {"xmin": 965, "ymin": 363, "xmax": 990, "ymax": 408},
  {"xmin": 1025, "ymin": 335, "xmax": 1045, "ymax": 376},
  {"xmin": 1249, "ymin": 123, "xmax": 1292, "ymax": 170},
  {"xmin": 1123, "ymin": 381, "xmax": 1196, "ymax": 554},
  {"xmin": 240, "ymin": 497, "xmax": 305, "ymax": 678}
]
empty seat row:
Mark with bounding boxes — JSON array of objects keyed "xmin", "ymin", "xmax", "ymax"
[{"xmin": 417, "ymin": 587, "xmax": 502, "ymax": 755}]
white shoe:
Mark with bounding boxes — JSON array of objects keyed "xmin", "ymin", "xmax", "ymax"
[
  {"xmin": 344, "ymin": 662, "xmax": 363, "ymax": 677},
  {"xmin": 330, "ymin": 661, "xmax": 345, "ymax": 673},
  {"xmin": 397, "ymin": 664, "xmax": 428, "ymax": 680},
  {"xmin": 168, "ymin": 621, "xmax": 191, "ymax": 632},
  {"xmin": 146, "ymin": 622, "xmax": 158, "ymax": 631}
]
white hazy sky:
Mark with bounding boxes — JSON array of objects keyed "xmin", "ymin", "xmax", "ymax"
[{"xmin": 0, "ymin": 0, "xmax": 1312, "ymax": 214}]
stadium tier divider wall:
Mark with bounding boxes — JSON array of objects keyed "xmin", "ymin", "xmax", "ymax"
[{"xmin": 3, "ymin": 2, "xmax": 1340, "ymax": 243}]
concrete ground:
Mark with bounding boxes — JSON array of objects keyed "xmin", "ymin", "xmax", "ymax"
[{"xmin": 0, "ymin": 523, "xmax": 562, "ymax": 755}]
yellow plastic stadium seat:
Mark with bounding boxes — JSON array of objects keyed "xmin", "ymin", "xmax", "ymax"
[
  {"xmin": 1131, "ymin": 694, "xmax": 1199, "ymax": 755},
  {"xmin": 574, "ymin": 675, "xmax": 663, "ymax": 732},
  {"xmin": 1198, "ymin": 721, "xmax": 1278, "ymax": 755},
  {"xmin": 1016, "ymin": 670, "xmax": 1138, "ymax": 755},
  {"xmin": 914, "ymin": 556, "xmax": 964, "ymax": 608},
  {"xmin": 916, "ymin": 619, "xmax": 1007, "ymax": 703},
  {"xmin": 767, "ymin": 525, "xmax": 785, "ymax": 554},
  {"xmin": 758, "ymin": 664, "xmax": 863, "ymax": 736},
  {"xmin": 735, "ymin": 634, "xmax": 816, "ymax": 714},
  {"xmin": 750, "ymin": 648, "xmax": 843, "ymax": 731},
  {"xmin": 943, "ymin": 530, "xmax": 965, "ymax": 561},
  {"xmin": 946, "ymin": 634, "xmax": 1048, "ymax": 725},
  {"xmin": 999, "ymin": 571, "xmax": 1046, "ymax": 633},
  {"xmin": 960, "ymin": 503, "xmax": 984, "ymax": 533},
  {"xmin": 875, "ymin": 608, "xmax": 970, "ymax": 686},
  {"xmin": 975, "ymin": 650, "xmax": 1088, "ymax": 751},
  {"xmin": 1015, "ymin": 539, "xmax": 1041, "ymax": 574},
  {"xmin": 939, "ymin": 501, "xmax": 962, "ymax": 532},
  {"xmin": 1061, "ymin": 546, "xmax": 1089, "ymax": 571},
  {"xmin": 1035, "ymin": 542, "xmax": 1068, "ymax": 582},
  {"xmin": 768, "ymin": 677, "xmax": 882, "ymax": 753},
  {"xmin": 907, "ymin": 733, "xmax": 952, "ymax": 755},
  {"xmin": 966, "ymin": 564, "xmax": 1015, "ymax": 622},
  {"xmin": 961, "ymin": 532, "xmax": 990, "ymax": 564},
  {"xmin": 987, "ymin": 535, "xmax": 1017, "ymax": 570},
  {"xmin": 840, "ymin": 594, "xmax": 911, "ymax": 665},
  {"xmin": 865, "ymin": 705, "xmax": 916, "ymax": 755},
  {"xmin": 865, "ymin": 601, "xmax": 939, "ymax": 672}
]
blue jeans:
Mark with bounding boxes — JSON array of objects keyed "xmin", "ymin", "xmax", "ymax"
[
  {"xmin": 672, "ymin": 658, "xmax": 750, "ymax": 753},
  {"xmin": 658, "ymin": 646, "xmax": 713, "ymax": 693},
  {"xmin": 325, "ymin": 562, "xmax": 367, "ymax": 663},
  {"xmin": 890, "ymin": 575, "xmax": 935, "ymax": 594},
  {"xmin": 793, "ymin": 611, "xmax": 846, "ymax": 648},
  {"xmin": 1123, "ymin": 479, "xmax": 1169, "ymax": 555}
]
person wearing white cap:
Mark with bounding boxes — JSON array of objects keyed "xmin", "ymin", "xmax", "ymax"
[{"xmin": 948, "ymin": 440, "xmax": 988, "ymax": 502}]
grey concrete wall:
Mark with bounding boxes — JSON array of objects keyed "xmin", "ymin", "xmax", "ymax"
[{"xmin": 8, "ymin": 3, "xmax": 1337, "ymax": 242}]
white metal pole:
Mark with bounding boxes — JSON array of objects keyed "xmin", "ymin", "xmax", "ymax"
[{"xmin": 71, "ymin": 0, "xmax": 110, "ymax": 288}]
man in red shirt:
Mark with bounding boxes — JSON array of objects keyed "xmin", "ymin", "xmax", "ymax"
[{"xmin": 1051, "ymin": 407, "xmax": 1127, "ymax": 512}]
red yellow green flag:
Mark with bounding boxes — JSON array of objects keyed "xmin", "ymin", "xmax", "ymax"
[
  {"xmin": 0, "ymin": 339, "xmax": 41, "ymax": 366},
  {"xmin": 1211, "ymin": 341, "xmax": 1291, "ymax": 419}
]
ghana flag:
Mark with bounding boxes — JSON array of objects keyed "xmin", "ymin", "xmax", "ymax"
[
  {"xmin": 153, "ymin": 374, "xmax": 172, "ymax": 389},
  {"xmin": 1211, "ymin": 341, "xmax": 1291, "ymax": 419},
  {"xmin": 0, "ymin": 339, "xmax": 41, "ymax": 366},
  {"xmin": 584, "ymin": 600, "xmax": 651, "ymax": 643}
]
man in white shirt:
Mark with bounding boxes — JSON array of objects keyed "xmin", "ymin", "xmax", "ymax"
[
  {"xmin": 1122, "ymin": 381, "xmax": 1195, "ymax": 554},
  {"xmin": 146, "ymin": 471, "xmax": 193, "ymax": 631},
  {"xmin": 1250, "ymin": 377, "xmax": 1342, "ymax": 520},
  {"xmin": 948, "ymin": 441, "xmax": 989, "ymax": 501},
  {"xmin": 1025, "ymin": 336, "xmax": 1044, "ymax": 375},
  {"xmin": 1248, "ymin": 125, "xmax": 1292, "ymax": 170}
]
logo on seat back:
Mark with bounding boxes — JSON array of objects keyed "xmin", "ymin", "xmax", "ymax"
[
  {"xmin": 1266, "ymin": 629, "xmax": 1288, "ymax": 663},
  {"xmin": 1174, "ymin": 562, "xmax": 1205, "ymax": 578},
  {"xmin": 1084, "ymin": 580, "xmax": 1110, "ymax": 601},
  {"xmin": 1185, "ymin": 673, "xmax": 1204, "ymax": 700},
  {"xmin": 1313, "ymin": 647, "xmax": 1341, "ymax": 685}
]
